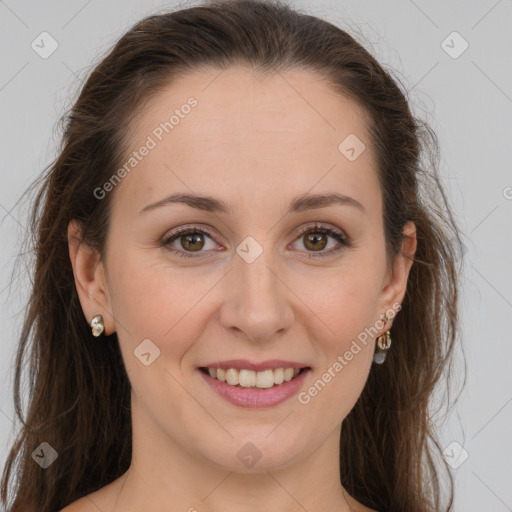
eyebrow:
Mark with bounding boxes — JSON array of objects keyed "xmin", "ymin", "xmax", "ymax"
[{"xmin": 138, "ymin": 192, "xmax": 367, "ymax": 216}]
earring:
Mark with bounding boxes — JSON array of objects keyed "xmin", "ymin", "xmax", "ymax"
[
  {"xmin": 90, "ymin": 315, "xmax": 105, "ymax": 337},
  {"xmin": 373, "ymin": 330, "xmax": 391, "ymax": 364}
]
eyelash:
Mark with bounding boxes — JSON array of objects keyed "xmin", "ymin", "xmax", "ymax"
[{"xmin": 161, "ymin": 222, "xmax": 352, "ymax": 260}]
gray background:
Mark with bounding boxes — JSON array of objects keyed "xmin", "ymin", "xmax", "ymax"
[{"xmin": 1, "ymin": 0, "xmax": 511, "ymax": 510}]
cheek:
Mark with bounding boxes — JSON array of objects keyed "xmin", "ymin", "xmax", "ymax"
[
  {"xmin": 106, "ymin": 249, "xmax": 202, "ymax": 357},
  {"xmin": 303, "ymin": 261, "xmax": 383, "ymax": 339},
  {"xmin": 107, "ymin": 252, "xmax": 205, "ymax": 420},
  {"xmin": 295, "ymin": 266, "xmax": 381, "ymax": 408},
  {"xmin": 297, "ymin": 282, "xmax": 377, "ymax": 426}
]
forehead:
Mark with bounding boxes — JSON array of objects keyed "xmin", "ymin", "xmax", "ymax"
[{"xmin": 116, "ymin": 66, "xmax": 380, "ymax": 219}]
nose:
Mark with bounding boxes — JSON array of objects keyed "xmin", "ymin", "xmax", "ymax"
[{"xmin": 218, "ymin": 250, "xmax": 295, "ymax": 343}]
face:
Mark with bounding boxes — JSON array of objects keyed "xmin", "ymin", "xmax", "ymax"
[{"xmin": 70, "ymin": 66, "xmax": 415, "ymax": 475}]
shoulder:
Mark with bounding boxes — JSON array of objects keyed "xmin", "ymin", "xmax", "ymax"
[
  {"xmin": 344, "ymin": 495, "xmax": 379, "ymax": 512},
  {"xmin": 59, "ymin": 473, "xmax": 127, "ymax": 512},
  {"xmin": 59, "ymin": 494, "xmax": 112, "ymax": 512},
  {"xmin": 59, "ymin": 496, "xmax": 91, "ymax": 512}
]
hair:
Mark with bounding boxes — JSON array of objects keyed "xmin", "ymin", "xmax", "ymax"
[{"xmin": 1, "ymin": 1, "xmax": 464, "ymax": 511}]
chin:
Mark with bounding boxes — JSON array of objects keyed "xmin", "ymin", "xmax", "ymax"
[{"xmin": 197, "ymin": 429, "xmax": 311, "ymax": 473}]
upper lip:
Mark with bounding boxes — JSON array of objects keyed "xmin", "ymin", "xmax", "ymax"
[{"xmin": 199, "ymin": 359, "xmax": 310, "ymax": 371}]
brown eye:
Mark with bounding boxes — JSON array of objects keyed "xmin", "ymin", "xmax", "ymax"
[
  {"xmin": 180, "ymin": 232, "xmax": 205, "ymax": 252},
  {"xmin": 162, "ymin": 227, "xmax": 218, "ymax": 259},
  {"xmin": 303, "ymin": 232, "xmax": 328, "ymax": 251},
  {"xmin": 161, "ymin": 223, "xmax": 352, "ymax": 260},
  {"xmin": 292, "ymin": 223, "xmax": 352, "ymax": 259}
]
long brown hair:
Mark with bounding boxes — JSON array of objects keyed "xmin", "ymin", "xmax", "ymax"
[{"xmin": 1, "ymin": 1, "xmax": 464, "ymax": 510}]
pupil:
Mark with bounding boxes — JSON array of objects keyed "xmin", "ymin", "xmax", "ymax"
[
  {"xmin": 306, "ymin": 233, "xmax": 326, "ymax": 250},
  {"xmin": 183, "ymin": 233, "xmax": 203, "ymax": 250}
]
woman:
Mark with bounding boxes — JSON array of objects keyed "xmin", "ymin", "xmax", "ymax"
[{"xmin": 1, "ymin": 1, "xmax": 462, "ymax": 511}]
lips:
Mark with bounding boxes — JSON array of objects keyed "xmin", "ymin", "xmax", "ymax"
[{"xmin": 197, "ymin": 359, "xmax": 311, "ymax": 407}]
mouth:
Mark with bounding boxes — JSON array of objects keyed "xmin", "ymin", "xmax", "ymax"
[
  {"xmin": 198, "ymin": 364, "xmax": 312, "ymax": 408},
  {"xmin": 198, "ymin": 366, "xmax": 310, "ymax": 389}
]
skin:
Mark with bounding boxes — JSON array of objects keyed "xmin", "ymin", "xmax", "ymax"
[{"xmin": 65, "ymin": 66, "xmax": 417, "ymax": 512}]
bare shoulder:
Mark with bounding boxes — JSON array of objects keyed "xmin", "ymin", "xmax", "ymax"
[
  {"xmin": 358, "ymin": 504, "xmax": 379, "ymax": 512},
  {"xmin": 344, "ymin": 494, "xmax": 379, "ymax": 512},
  {"xmin": 59, "ymin": 496, "xmax": 91, "ymax": 512},
  {"xmin": 354, "ymin": 505, "xmax": 379, "ymax": 512},
  {"xmin": 59, "ymin": 474, "xmax": 128, "ymax": 512},
  {"xmin": 59, "ymin": 492, "xmax": 111, "ymax": 512}
]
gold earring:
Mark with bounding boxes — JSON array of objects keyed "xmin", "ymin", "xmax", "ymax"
[
  {"xmin": 90, "ymin": 315, "xmax": 105, "ymax": 337},
  {"xmin": 373, "ymin": 330, "xmax": 391, "ymax": 364}
]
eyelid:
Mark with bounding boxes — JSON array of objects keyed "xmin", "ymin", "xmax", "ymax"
[{"xmin": 294, "ymin": 222, "xmax": 346, "ymax": 240}]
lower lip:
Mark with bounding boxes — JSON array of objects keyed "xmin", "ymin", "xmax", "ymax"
[{"xmin": 198, "ymin": 369, "xmax": 311, "ymax": 408}]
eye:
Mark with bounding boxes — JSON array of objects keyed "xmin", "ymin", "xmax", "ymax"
[
  {"xmin": 161, "ymin": 225, "xmax": 219, "ymax": 259},
  {"xmin": 161, "ymin": 223, "xmax": 352, "ymax": 259},
  {"xmin": 289, "ymin": 222, "xmax": 352, "ymax": 259}
]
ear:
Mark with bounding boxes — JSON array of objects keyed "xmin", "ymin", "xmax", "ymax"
[
  {"xmin": 378, "ymin": 221, "xmax": 417, "ymax": 323},
  {"xmin": 67, "ymin": 219, "xmax": 115, "ymax": 335}
]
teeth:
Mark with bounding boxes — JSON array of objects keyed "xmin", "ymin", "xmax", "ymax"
[
  {"xmin": 284, "ymin": 368, "xmax": 295, "ymax": 381},
  {"xmin": 239, "ymin": 369, "xmax": 256, "ymax": 387},
  {"xmin": 256, "ymin": 369, "xmax": 274, "ymax": 389},
  {"xmin": 274, "ymin": 368, "xmax": 284, "ymax": 385},
  {"xmin": 205, "ymin": 366, "xmax": 304, "ymax": 388},
  {"xmin": 225, "ymin": 368, "xmax": 238, "ymax": 386}
]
